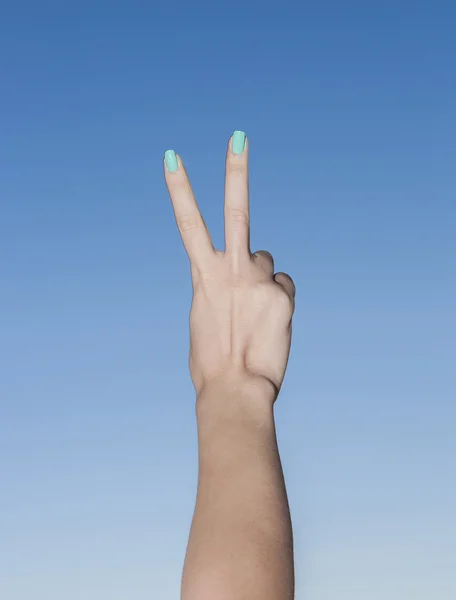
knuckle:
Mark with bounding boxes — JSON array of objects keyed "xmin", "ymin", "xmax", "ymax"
[
  {"xmin": 254, "ymin": 250, "xmax": 273, "ymax": 260},
  {"xmin": 228, "ymin": 208, "xmax": 249, "ymax": 225},
  {"xmin": 177, "ymin": 213, "xmax": 200, "ymax": 232},
  {"xmin": 253, "ymin": 250, "xmax": 274, "ymax": 271}
]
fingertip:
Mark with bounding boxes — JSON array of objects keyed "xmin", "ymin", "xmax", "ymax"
[
  {"xmin": 164, "ymin": 149, "xmax": 179, "ymax": 174},
  {"xmin": 229, "ymin": 130, "xmax": 248, "ymax": 156}
]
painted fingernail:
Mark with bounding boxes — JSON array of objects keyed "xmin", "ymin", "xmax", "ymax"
[
  {"xmin": 232, "ymin": 130, "xmax": 246, "ymax": 154},
  {"xmin": 164, "ymin": 149, "xmax": 178, "ymax": 173}
]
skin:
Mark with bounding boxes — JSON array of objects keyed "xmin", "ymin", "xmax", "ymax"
[{"xmin": 164, "ymin": 134, "xmax": 296, "ymax": 600}]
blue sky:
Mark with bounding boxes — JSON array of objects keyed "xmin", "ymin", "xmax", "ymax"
[{"xmin": 0, "ymin": 1, "xmax": 455, "ymax": 598}]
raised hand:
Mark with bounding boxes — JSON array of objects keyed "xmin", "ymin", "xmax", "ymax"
[{"xmin": 164, "ymin": 131, "xmax": 295, "ymax": 402}]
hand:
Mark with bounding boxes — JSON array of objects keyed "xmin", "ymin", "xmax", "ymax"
[{"xmin": 164, "ymin": 132, "xmax": 295, "ymax": 401}]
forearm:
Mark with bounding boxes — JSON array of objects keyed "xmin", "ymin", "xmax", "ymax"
[{"xmin": 181, "ymin": 379, "xmax": 294, "ymax": 600}]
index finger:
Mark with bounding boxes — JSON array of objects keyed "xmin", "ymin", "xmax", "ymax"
[{"xmin": 164, "ymin": 150, "xmax": 214, "ymax": 267}]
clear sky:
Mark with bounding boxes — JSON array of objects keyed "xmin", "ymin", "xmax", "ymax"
[{"xmin": 0, "ymin": 1, "xmax": 455, "ymax": 599}]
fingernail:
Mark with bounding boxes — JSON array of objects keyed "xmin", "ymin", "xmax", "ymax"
[
  {"xmin": 232, "ymin": 130, "xmax": 246, "ymax": 154},
  {"xmin": 164, "ymin": 149, "xmax": 178, "ymax": 173}
]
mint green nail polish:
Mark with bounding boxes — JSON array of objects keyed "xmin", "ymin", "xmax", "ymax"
[
  {"xmin": 164, "ymin": 149, "xmax": 178, "ymax": 172},
  {"xmin": 232, "ymin": 130, "xmax": 246, "ymax": 154}
]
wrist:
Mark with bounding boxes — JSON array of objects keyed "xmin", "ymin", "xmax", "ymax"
[{"xmin": 196, "ymin": 370, "xmax": 277, "ymax": 422}]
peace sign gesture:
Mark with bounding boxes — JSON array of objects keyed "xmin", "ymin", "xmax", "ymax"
[{"xmin": 164, "ymin": 132, "xmax": 295, "ymax": 401}]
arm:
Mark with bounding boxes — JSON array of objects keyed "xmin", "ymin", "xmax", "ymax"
[
  {"xmin": 164, "ymin": 131, "xmax": 296, "ymax": 600},
  {"xmin": 183, "ymin": 376, "xmax": 294, "ymax": 600}
]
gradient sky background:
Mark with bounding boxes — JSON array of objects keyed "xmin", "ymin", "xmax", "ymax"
[{"xmin": 1, "ymin": 1, "xmax": 455, "ymax": 599}]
